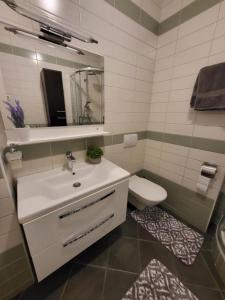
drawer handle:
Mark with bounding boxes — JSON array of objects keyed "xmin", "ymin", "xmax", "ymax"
[
  {"xmin": 62, "ymin": 213, "xmax": 114, "ymax": 247},
  {"xmin": 58, "ymin": 190, "xmax": 115, "ymax": 220}
]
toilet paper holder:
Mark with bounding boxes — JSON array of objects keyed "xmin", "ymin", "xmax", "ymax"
[{"xmin": 201, "ymin": 162, "xmax": 217, "ymax": 178}]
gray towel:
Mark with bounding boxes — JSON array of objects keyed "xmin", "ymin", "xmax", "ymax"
[{"xmin": 191, "ymin": 62, "xmax": 225, "ymax": 110}]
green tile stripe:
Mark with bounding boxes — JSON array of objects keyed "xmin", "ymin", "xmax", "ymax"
[
  {"xmin": 159, "ymin": 0, "xmax": 223, "ymax": 35},
  {"xmin": 147, "ymin": 131, "xmax": 225, "ymax": 154},
  {"xmin": 0, "ymin": 244, "xmax": 25, "ymax": 267},
  {"xmin": 105, "ymin": 0, "xmax": 158, "ymax": 34},
  {"xmin": 0, "ymin": 244, "xmax": 33, "ymax": 299},
  {"xmin": 138, "ymin": 169, "xmax": 214, "ymax": 232},
  {"xmin": 158, "ymin": 10, "xmax": 180, "ymax": 35},
  {"xmin": 105, "ymin": 0, "xmax": 223, "ymax": 35},
  {"xmin": 0, "ymin": 42, "xmax": 87, "ymax": 69},
  {"xmin": 13, "ymin": 132, "xmax": 146, "ymax": 160},
  {"xmin": 9, "ymin": 130, "xmax": 224, "ymax": 161}
]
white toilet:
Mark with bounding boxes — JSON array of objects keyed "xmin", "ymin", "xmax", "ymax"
[{"xmin": 129, "ymin": 175, "xmax": 167, "ymax": 210}]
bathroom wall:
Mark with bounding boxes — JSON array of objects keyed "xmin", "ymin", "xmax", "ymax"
[
  {"xmin": 144, "ymin": 0, "xmax": 225, "ymax": 232},
  {"xmin": 0, "ymin": 0, "xmax": 157, "ymax": 177},
  {"xmin": 0, "ymin": 71, "xmax": 33, "ymax": 300},
  {"xmin": 0, "ymin": 0, "xmax": 224, "ymax": 296},
  {"xmin": 0, "ymin": 0, "xmax": 225, "ymax": 234}
]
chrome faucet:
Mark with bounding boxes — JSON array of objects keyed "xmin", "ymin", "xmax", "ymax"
[{"xmin": 66, "ymin": 151, "xmax": 76, "ymax": 175}]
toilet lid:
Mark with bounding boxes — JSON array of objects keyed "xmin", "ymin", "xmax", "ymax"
[{"xmin": 129, "ymin": 175, "xmax": 167, "ymax": 202}]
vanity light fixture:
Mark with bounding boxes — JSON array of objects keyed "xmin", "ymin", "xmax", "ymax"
[
  {"xmin": 4, "ymin": 25, "xmax": 85, "ymax": 55},
  {"xmin": 2, "ymin": 0, "xmax": 98, "ymax": 44}
]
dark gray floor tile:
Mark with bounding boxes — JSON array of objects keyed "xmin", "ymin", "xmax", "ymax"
[
  {"xmin": 11, "ymin": 294, "xmax": 23, "ymax": 300},
  {"xmin": 127, "ymin": 202, "xmax": 136, "ymax": 213},
  {"xmin": 139, "ymin": 240, "xmax": 178, "ymax": 275},
  {"xmin": 186, "ymin": 284, "xmax": 224, "ymax": 300},
  {"xmin": 103, "ymin": 269, "xmax": 137, "ymax": 300},
  {"xmin": 73, "ymin": 236, "xmax": 110, "ymax": 267},
  {"xmin": 207, "ymin": 223, "xmax": 217, "ymax": 236},
  {"xmin": 202, "ymin": 235, "xmax": 213, "ymax": 251},
  {"xmin": 175, "ymin": 251, "xmax": 219, "ymax": 289},
  {"xmin": 113, "ymin": 215, "xmax": 138, "ymax": 238},
  {"xmin": 202, "ymin": 227, "xmax": 214, "ymax": 251},
  {"xmin": 108, "ymin": 236, "xmax": 141, "ymax": 273},
  {"xmin": 21, "ymin": 262, "xmax": 72, "ymax": 300},
  {"xmin": 202, "ymin": 250, "xmax": 225, "ymax": 291},
  {"xmin": 138, "ymin": 225, "xmax": 157, "ymax": 242},
  {"xmin": 62, "ymin": 264, "xmax": 105, "ymax": 300}
]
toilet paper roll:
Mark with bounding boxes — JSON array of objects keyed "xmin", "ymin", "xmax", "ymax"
[
  {"xmin": 198, "ymin": 175, "xmax": 211, "ymax": 185},
  {"xmin": 196, "ymin": 175, "xmax": 211, "ymax": 195},
  {"xmin": 196, "ymin": 182, "xmax": 208, "ymax": 194},
  {"xmin": 124, "ymin": 134, "xmax": 138, "ymax": 148},
  {"xmin": 200, "ymin": 165, "xmax": 217, "ymax": 176}
]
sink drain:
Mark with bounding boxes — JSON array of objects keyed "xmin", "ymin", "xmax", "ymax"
[{"xmin": 73, "ymin": 182, "xmax": 81, "ymax": 188}]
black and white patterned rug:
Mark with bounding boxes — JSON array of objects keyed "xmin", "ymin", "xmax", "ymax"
[
  {"xmin": 122, "ymin": 259, "xmax": 198, "ymax": 300},
  {"xmin": 131, "ymin": 206, "xmax": 204, "ymax": 265}
]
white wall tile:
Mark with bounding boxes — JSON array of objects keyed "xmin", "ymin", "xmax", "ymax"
[
  {"xmin": 156, "ymin": 42, "xmax": 176, "ymax": 59},
  {"xmin": 155, "ymin": 55, "xmax": 174, "ymax": 71},
  {"xmin": 165, "ymin": 123, "xmax": 194, "ymax": 136},
  {"xmin": 154, "ymin": 68, "xmax": 173, "ymax": 82},
  {"xmin": 0, "ymin": 197, "xmax": 14, "ymax": 218},
  {"xmin": 176, "ymin": 24, "xmax": 216, "ymax": 53},
  {"xmin": 174, "ymin": 42, "xmax": 211, "ymax": 66},
  {"xmin": 158, "ymin": 27, "xmax": 178, "ymax": 48},
  {"xmin": 178, "ymin": 5, "xmax": 220, "ymax": 38},
  {"xmin": 211, "ymin": 35, "xmax": 225, "ymax": 55},
  {"xmin": 0, "ymin": 179, "xmax": 10, "ymax": 198},
  {"xmin": 160, "ymin": 0, "xmax": 182, "ymax": 21}
]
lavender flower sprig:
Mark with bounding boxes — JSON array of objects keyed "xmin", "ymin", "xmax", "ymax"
[{"xmin": 4, "ymin": 99, "xmax": 25, "ymax": 128}]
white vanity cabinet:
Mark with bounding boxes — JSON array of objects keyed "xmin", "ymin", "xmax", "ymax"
[{"xmin": 22, "ymin": 179, "xmax": 129, "ymax": 281}]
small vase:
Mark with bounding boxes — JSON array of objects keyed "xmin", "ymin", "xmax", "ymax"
[{"xmin": 87, "ymin": 157, "xmax": 101, "ymax": 164}]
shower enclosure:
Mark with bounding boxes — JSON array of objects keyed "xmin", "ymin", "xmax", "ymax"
[
  {"xmin": 212, "ymin": 215, "xmax": 225, "ymax": 284},
  {"xmin": 70, "ymin": 66, "xmax": 104, "ymax": 125}
]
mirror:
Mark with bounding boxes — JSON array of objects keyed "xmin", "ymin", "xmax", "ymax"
[{"xmin": 0, "ymin": 23, "xmax": 104, "ymax": 129}]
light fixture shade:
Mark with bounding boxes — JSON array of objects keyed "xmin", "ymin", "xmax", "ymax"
[
  {"xmin": 2, "ymin": 0, "xmax": 98, "ymax": 44},
  {"xmin": 4, "ymin": 25, "xmax": 85, "ymax": 55}
]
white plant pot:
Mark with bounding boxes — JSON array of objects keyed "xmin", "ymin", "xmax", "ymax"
[
  {"xmin": 7, "ymin": 127, "xmax": 30, "ymax": 142},
  {"xmin": 87, "ymin": 157, "xmax": 102, "ymax": 164}
]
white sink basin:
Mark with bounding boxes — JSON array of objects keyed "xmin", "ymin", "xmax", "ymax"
[{"xmin": 17, "ymin": 158, "xmax": 130, "ymax": 223}]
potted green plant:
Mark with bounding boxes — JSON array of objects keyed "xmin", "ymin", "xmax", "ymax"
[{"xmin": 86, "ymin": 146, "xmax": 103, "ymax": 164}]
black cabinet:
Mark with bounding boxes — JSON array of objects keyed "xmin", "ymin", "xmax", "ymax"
[{"xmin": 41, "ymin": 68, "xmax": 67, "ymax": 126}]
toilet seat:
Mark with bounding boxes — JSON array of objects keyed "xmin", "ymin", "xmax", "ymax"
[{"xmin": 129, "ymin": 175, "xmax": 167, "ymax": 206}]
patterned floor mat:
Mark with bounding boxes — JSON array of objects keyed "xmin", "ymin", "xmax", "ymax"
[
  {"xmin": 131, "ymin": 206, "xmax": 204, "ymax": 265},
  {"xmin": 122, "ymin": 259, "xmax": 198, "ymax": 300}
]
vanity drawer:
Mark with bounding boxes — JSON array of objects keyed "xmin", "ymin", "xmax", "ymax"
[
  {"xmin": 32, "ymin": 210, "xmax": 123, "ymax": 281},
  {"xmin": 23, "ymin": 179, "xmax": 128, "ymax": 256}
]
